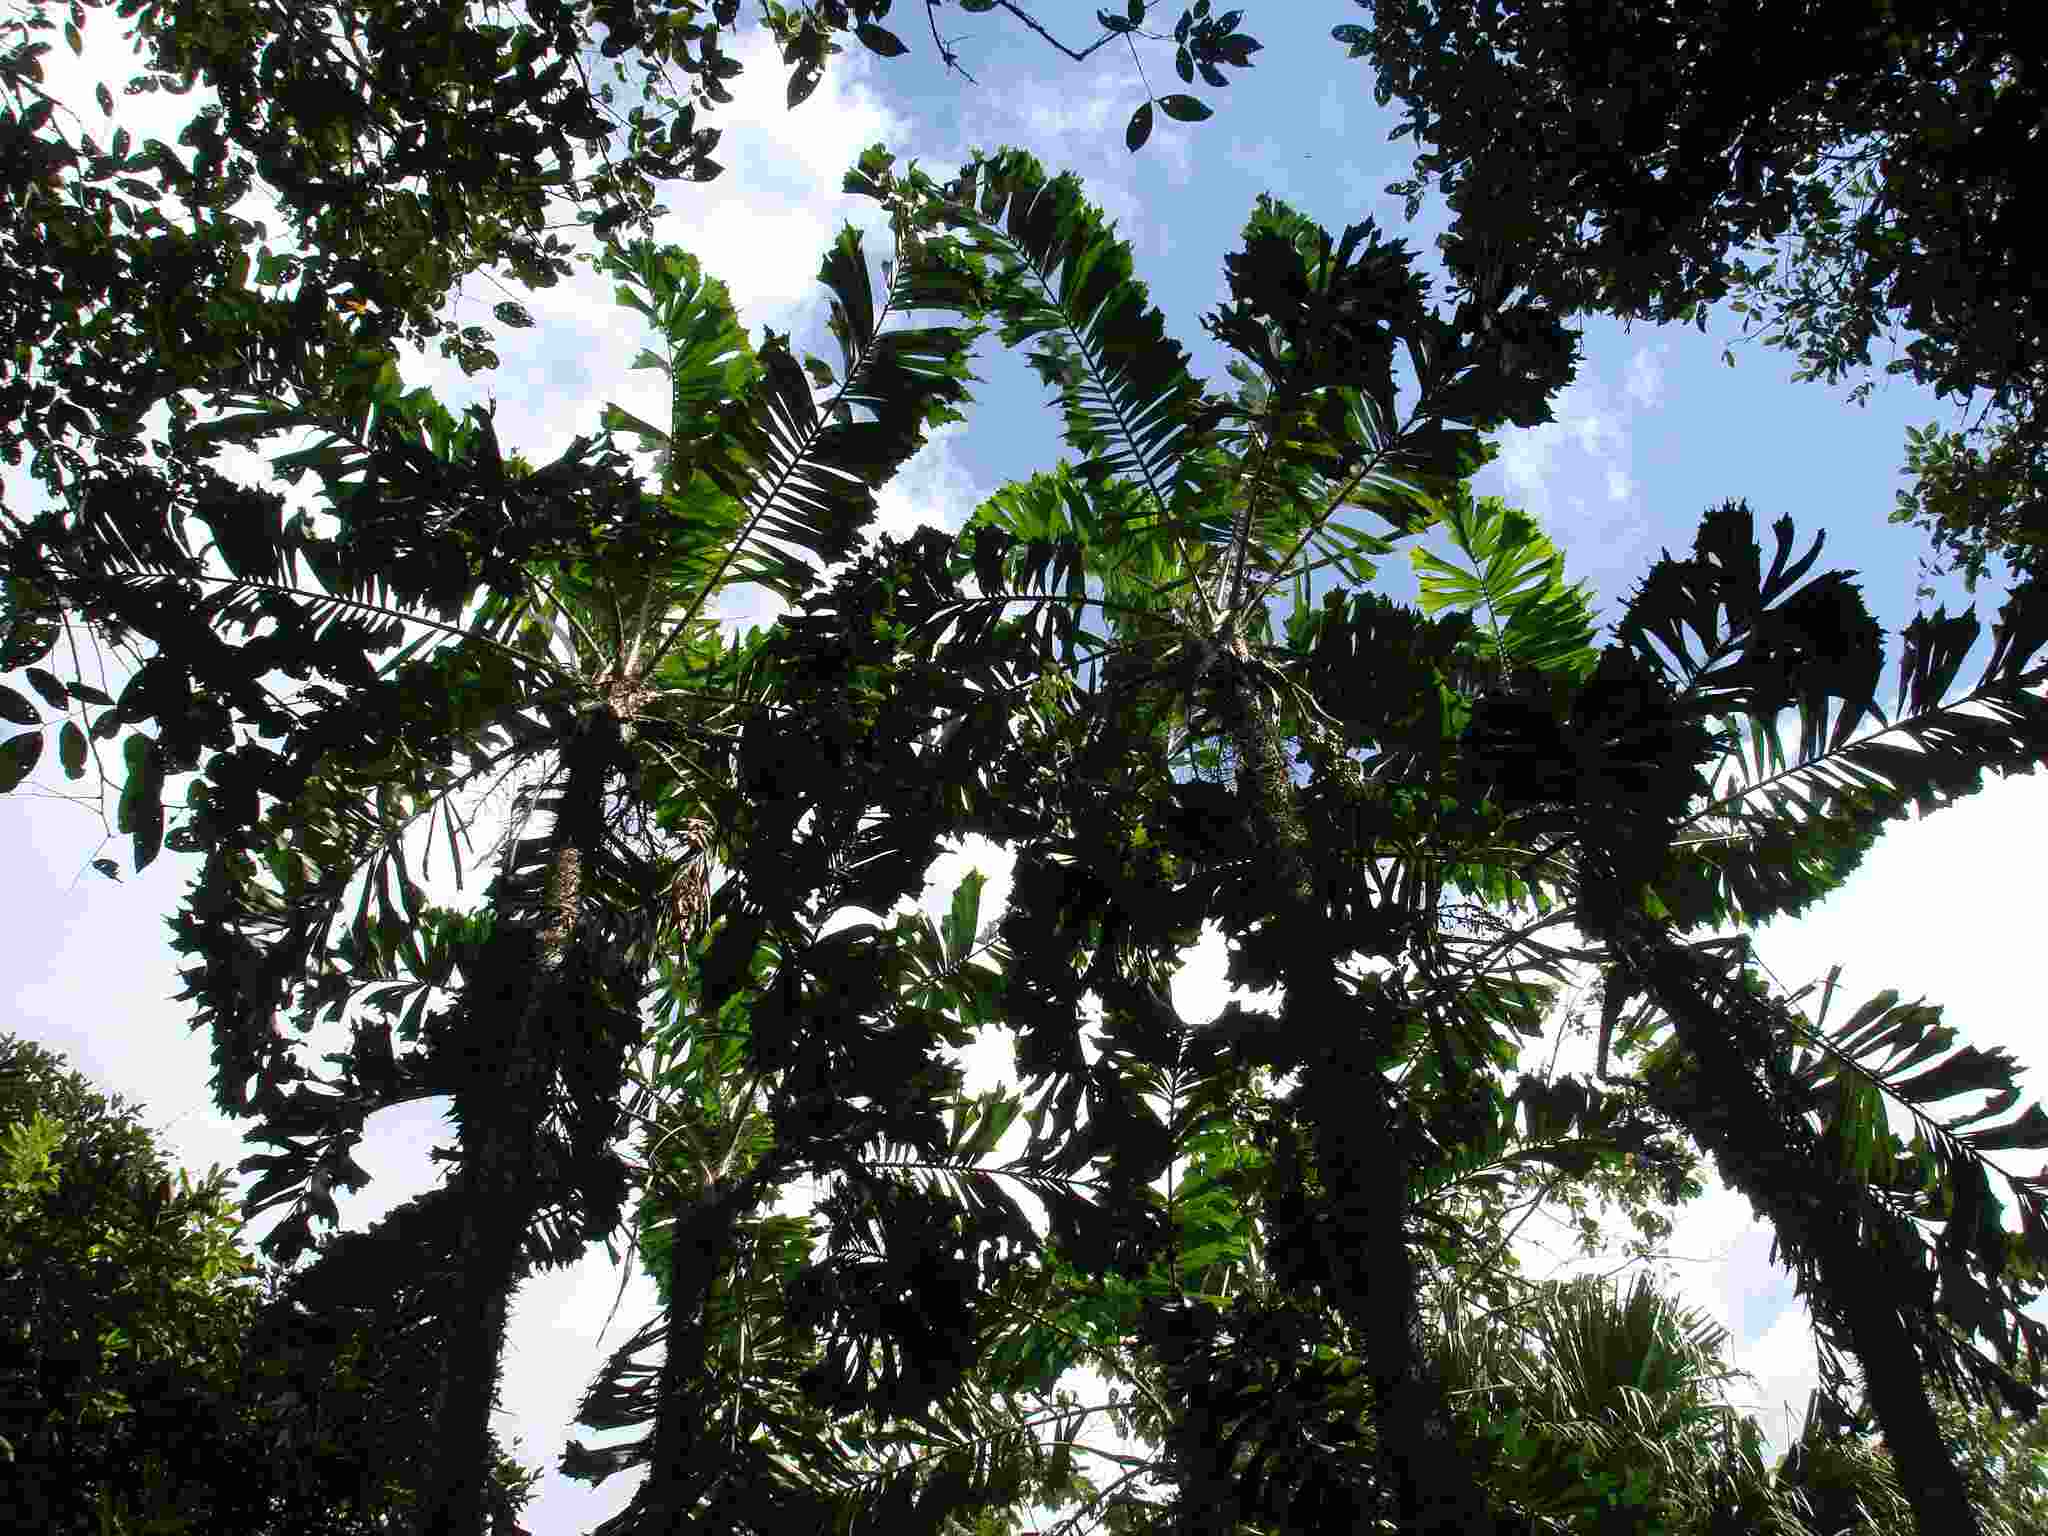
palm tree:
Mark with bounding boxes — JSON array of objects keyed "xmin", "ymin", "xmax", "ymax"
[
  {"xmin": 820, "ymin": 144, "xmax": 1592, "ymax": 1533},
  {"xmin": 796, "ymin": 145, "xmax": 2048, "ymax": 1534},
  {"xmin": 1548, "ymin": 509, "xmax": 2048, "ymax": 1536},
  {"xmin": 1, "ymin": 191, "xmax": 986, "ymax": 1535},
  {"xmin": 1427, "ymin": 1270, "xmax": 1812, "ymax": 1534}
]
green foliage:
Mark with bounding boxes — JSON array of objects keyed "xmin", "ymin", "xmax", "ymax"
[
  {"xmin": 1332, "ymin": 0, "xmax": 2044, "ymax": 589},
  {"xmin": 1411, "ymin": 485, "xmax": 1601, "ymax": 683},
  {"xmin": 5, "ymin": 7, "xmax": 2042, "ymax": 1520},
  {"xmin": 1431, "ymin": 1272, "xmax": 1813, "ymax": 1535},
  {"xmin": 0, "ymin": 1032, "xmax": 541, "ymax": 1533}
]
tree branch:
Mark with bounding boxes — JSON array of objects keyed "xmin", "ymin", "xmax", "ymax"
[{"xmin": 959, "ymin": 0, "xmax": 1121, "ymax": 64}]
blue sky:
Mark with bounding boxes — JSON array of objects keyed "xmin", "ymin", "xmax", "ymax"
[{"xmin": 4, "ymin": 8, "xmax": 2045, "ymax": 1531}]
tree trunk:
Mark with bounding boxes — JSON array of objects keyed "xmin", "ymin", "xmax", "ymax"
[
  {"xmin": 628, "ymin": 1160, "xmax": 775, "ymax": 1529},
  {"xmin": 1613, "ymin": 919, "xmax": 1983, "ymax": 1536},
  {"xmin": 421, "ymin": 721, "xmax": 616, "ymax": 1536},
  {"xmin": 1205, "ymin": 651, "xmax": 1501, "ymax": 1535}
]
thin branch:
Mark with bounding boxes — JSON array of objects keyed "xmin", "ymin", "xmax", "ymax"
[
  {"xmin": 923, "ymin": 1, "xmax": 978, "ymax": 81},
  {"xmin": 972, "ymin": 1, "xmax": 1121, "ymax": 64}
]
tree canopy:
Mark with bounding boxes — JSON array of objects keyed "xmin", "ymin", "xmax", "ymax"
[
  {"xmin": 0, "ymin": 1031, "xmax": 543, "ymax": 1532},
  {"xmin": 3, "ymin": 3, "xmax": 2047, "ymax": 1535},
  {"xmin": 1329, "ymin": 0, "xmax": 2042, "ymax": 591}
]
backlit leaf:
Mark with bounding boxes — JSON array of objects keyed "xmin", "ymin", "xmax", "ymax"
[
  {"xmin": 0, "ymin": 731, "xmax": 40, "ymax": 791},
  {"xmin": 59, "ymin": 721, "xmax": 86, "ymax": 779},
  {"xmin": 943, "ymin": 868, "xmax": 987, "ymax": 967}
]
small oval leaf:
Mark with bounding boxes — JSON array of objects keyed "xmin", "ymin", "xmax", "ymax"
[
  {"xmin": 855, "ymin": 22, "xmax": 907, "ymax": 56},
  {"xmin": 1126, "ymin": 100, "xmax": 1154, "ymax": 152},
  {"xmin": 0, "ymin": 684, "xmax": 38, "ymax": 725},
  {"xmin": 60, "ymin": 720, "xmax": 86, "ymax": 780},
  {"xmin": 1157, "ymin": 94, "xmax": 1212, "ymax": 122},
  {"xmin": 0, "ymin": 730, "xmax": 42, "ymax": 792},
  {"xmin": 23, "ymin": 667, "xmax": 67, "ymax": 708}
]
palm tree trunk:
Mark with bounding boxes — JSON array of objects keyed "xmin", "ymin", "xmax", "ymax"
[
  {"xmin": 630, "ymin": 1156, "xmax": 777, "ymax": 1528},
  {"xmin": 421, "ymin": 720, "xmax": 616, "ymax": 1536},
  {"xmin": 1611, "ymin": 920, "xmax": 1983, "ymax": 1536},
  {"xmin": 1205, "ymin": 652, "xmax": 1501, "ymax": 1536}
]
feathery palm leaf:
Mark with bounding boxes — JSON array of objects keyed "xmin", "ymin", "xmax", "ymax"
[
  {"xmin": 1411, "ymin": 485, "xmax": 1601, "ymax": 684},
  {"xmin": 1768, "ymin": 983, "xmax": 2048, "ymax": 1393},
  {"xmin": 1612, "ymin": 499, "xmax": 2048, "ymax": 927}
]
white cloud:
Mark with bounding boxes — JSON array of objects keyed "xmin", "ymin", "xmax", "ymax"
[
  {"xmin": 873, "ymin": 418, "xmax": 985, "ymax": 542},
  {"xmin": 943, "ymin": 61, "xmax": 1195, "ymax": 248},
  {"xmin": 639, "ymin": 27, "xmax": 913, "ymax": 327},
  {"xmin": 1624, "ymin": 344, "xmax": 1668, "ymax": 409},
  {"xmin": 1479, "ymin": 365, "xmax": 1657, "ymax": 577},
  {"xmin": 1727, "ymin": 1306, "xmax": 1822, "ymax": 1452},
  {"xmin": 1487, "ymin": 380, "xmax": 1628, "ymax": 523}
]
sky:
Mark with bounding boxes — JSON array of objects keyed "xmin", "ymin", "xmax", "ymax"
[{"xmin": 3, "ymin": 6, "xmax": 2045, "ymax": 1532}]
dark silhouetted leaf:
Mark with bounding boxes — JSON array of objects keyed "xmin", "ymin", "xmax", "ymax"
[
  {"xmin": 23, "ymin": 667, "xmax": 68, "ymax": 709},
  {"xmin": 59, "ymin": 721, "xmax": 86, "ymax": 780},
  {"xmin": 856, "ymin": 23, "xmax": 907, "ymax": 57},
  {"xmin": 0, "ymin": 731, "xmax": 40, "ymax": 791},
  {"xmin": 1126, "ymin": 101, "xmax": 1153, "ymax": 152}
]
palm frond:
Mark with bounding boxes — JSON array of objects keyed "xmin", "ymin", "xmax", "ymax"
[
  {"xmin": 627, "ymin": 213, "xmax": 986, "ymax": 619},
  {"xmin": 859, "ymin": 146, "xmax": 1228, "ymax": 608},
  {"xmin": 1627, "ymin": 947, "xmax": 2048, "ymax": 1420},
  {"xmin": 1411, "ymin": 485, "xmax": 1600, "ymax": 682},
  {"xmin": 1775, "ymin": 985, "xmax": 2048, "ymax": 1387},
  {"xmin": 1615, "ymin": 503, "xmax": 2048, "ymax": 926}
]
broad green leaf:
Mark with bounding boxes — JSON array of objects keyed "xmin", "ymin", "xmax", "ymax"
[
  {"xmin": 942, "ymin": 868, "xmax": 987, "ymax": 967},
  {"xmin": 855, "ymin": 22, "xmax": 907, "ymax": 56},
  {"xmin": 117, "ymin": 734, "xmax": 165, "ymax": 869},
  {"xmin": 1411, "ymin": 488, "xmax": 1598, "ymax": 679}
]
